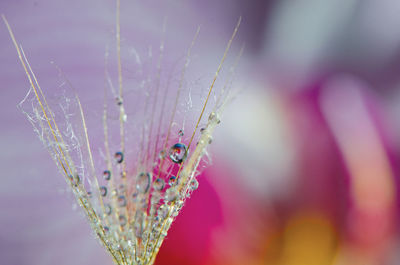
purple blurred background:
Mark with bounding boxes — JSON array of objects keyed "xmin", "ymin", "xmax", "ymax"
[{"xmin": 1, "ymin": 0, "xmax": 400, "ymax": 265}]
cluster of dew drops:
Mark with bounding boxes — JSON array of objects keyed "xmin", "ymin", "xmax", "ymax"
[{"xmin": 85, "ymin": 128, "xmax": 202, "ymax": 237}]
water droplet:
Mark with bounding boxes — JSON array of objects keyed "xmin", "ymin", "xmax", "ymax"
[
  {"xmin": 178, "ymin": 129, "xmax": 184, "ymax": 136},
  {"xmin": 200, "ymin": 127, "xmax": 205, "ymax": 133},
  {"xmin": 103, "ymin": 226, "xmax": 109, "ymax": 232},
  {"xmin": 159, "ymin": 150, "xmax": 166, "ymax": 159},
  {"xmin": 208, "ymin": 112, "xmax": 220, "ymax": 123},
  {"xmin": 69, "ymin": 174, "xmax": 81, "ymax": 187},
  {"xmin": 154, "ymin": 215, "xmax": 160, "ymax": 224},
  {"xmin": 168, "ymin": 176, "xmax": 177, "ymax": 186},
  {"xmin": 165, "ymin": 188, "xmax": 178, "ymax": 202},
  {"xmin": 74, "ymin": 175, "xmax": 81, "ymax": 186},
  {"xmin": 87, "ymin": 191, "xmax": 93, "ymax": 198},
  {"xmin": 136, "ymin": 172, "xmax": 151, "ymax": 193},
  {"xmin": 118, "ymin": 184, "xmax": 126, "ymax": 193},
  {"xmin": 168, "ymin": 143, "xmax": 187, "ymax": 163},
  {"xmin": 158, "ymin": 205, "xmax": 169, "ymax": 219},
  {"xmin": 146, "ymin": 243, "xmax": 154, "ymax": 254},
  {"xmin": 105, "ymin": 204, "xmax": 112, "ymax": 215},
  {"xmin": 119, "ymin": 215, "xmax": 127, "ymax": 226},
  {"xmin": 134, "ymin": 212, "xmax": 144, "ymax": 237},
  {"xmin": 154, "ymin": 178, "xmax": 165, "ymax": 191},
  {"xmin": 100, "ymin": 186, "xmax": 107, "ymax": 197},
  {"xmin": 132, "ymin": 191, "xmax": 138, "ymax": 199},
  {"xmin": 135, "ymin": 223, "xmax": 143, "ymax": 238},
  {"xmin": 208, "ymin": 112, "xmax": 216, "ymax": 121},
  {"xmin": 189, "ymin": 179, "xmax": 199, "ymax": 190},
  {"xmin": 118, "ymin": 195, "xmax": 127, "ymax": 207},
  {"xmin": 114, "ymin": 151, "xmax": 124, "ymax": 163},
  {"xmin": 103, "ymin": 170, "xmax": 111, "ymax": 180}
]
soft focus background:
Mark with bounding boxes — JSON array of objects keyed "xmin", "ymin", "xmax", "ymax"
[{"xmin": 1, "ymin": 0, "xmax": 400, "ymax": 265}]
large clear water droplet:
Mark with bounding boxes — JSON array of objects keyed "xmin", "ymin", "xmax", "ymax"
[
  {"xmin": 168, "ymin": 143, "xmax": 187, "ymax": 163},
  {"xmin": 178, "ymin": 129, "xmax": 184, "ymax": 136},
  {"xmin": 136, "ymin": 172, "xmax": 151, "ymax": 193}
]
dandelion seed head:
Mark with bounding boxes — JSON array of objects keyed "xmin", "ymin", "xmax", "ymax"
[{"xmin": 4, "ymin": 0, "xmax": 242, "ymax": 262}]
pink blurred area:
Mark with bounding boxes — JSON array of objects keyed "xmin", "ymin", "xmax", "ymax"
[{"xmin": 1, "ymin": 1, "xmax": 400, "ymax": 265}]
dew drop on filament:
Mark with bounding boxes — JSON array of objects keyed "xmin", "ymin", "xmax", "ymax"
[
  {"xmin": 100, "ymin": 186, "xmax": 107, "ymax": 197},
  {"xmin": 169, "ymin": 143, "xmax": 187, "ymax": 163},
  {"xmin": 114, "ymin": 151, "xmax": 124, "ymax": 163},
  {"xmin": 119, "ymin": 215, "xmax": 127, "ymax": 226},
  {"xmin": 208, "ymin": 112, "xmax": 220, "ymax": 124},
  {"xmin": 168, "ymin": 176, "xmax": 177, "ymax": 186},
  {"xmin": 69, "ymin": 174, "xmax": 81, "ymax": 187},
  {"xmin": 118, "ymin": 184, "xmax": 126, "ymax": 193},
  {"xmin": 159, "ymin": 150, "xmax": 166, "ymax": 159},
  {"xmin": 105, "ymin": 204, "xmax": 112, "ymax": 215},
  {"xmin": 103, "ymin": 170, "xmax": 111, "ymax": 180},
  {"xmin": 154, "ymin": 178, "xmax": 165, "ymax": 191},
  {"xmin": 165, "ymin": 188, "xmax": 178, "ymax": 202},
  {"xmin": 178, "ymin": 129, "xmax": 184, "ymax": 136},
  {"xmin": 136, "ymin": 172, "xmax": 151, "ymax": 193},
  {"xmin": 189, "ymin": 179, "xmax": 199, "ymax": 190},
  {"xmin": 118, "ymin": 195, "xmax": 127, "ymax": 207}
]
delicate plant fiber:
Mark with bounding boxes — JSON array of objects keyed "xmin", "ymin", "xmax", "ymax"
[{"xmin": 2, "ymin": 1, "xmax": 241, "ymax": 264}]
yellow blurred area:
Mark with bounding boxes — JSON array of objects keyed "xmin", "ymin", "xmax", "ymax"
[
  {"xmin": 263, "ymin": 213, "xmax": 338, "ymax": 265},
  {"xmin": 280, "ymin": 214, "xmax": 337, "ymax": 265}
]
